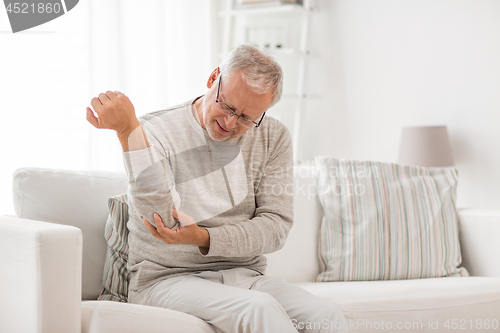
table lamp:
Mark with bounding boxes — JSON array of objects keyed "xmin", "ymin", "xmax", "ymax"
[{"xmin": 398, "ymin": 125, "xmax": 454, "ymax": 167}]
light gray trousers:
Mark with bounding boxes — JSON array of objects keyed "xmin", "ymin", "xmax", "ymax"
[{"xmin": 128, "ymin": 268, "xmax": 349, "ymax": 333}]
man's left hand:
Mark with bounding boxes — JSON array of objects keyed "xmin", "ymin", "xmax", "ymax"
[{"xmin": 142, "ymin": 209, "xmax": 210, "ymax": 248}]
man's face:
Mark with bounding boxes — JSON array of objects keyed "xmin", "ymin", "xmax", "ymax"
[{"xmin": 201, "ymin": 70, "xmax": 273, "ymax": 141}]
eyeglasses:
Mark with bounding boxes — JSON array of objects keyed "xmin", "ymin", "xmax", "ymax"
[{"xmin": 215, "ymin": 75, "xmax": 266, "ymax": 128}]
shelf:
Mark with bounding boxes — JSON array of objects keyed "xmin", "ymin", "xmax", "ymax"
[
  {"xmin": 218, "ymin": 0, "xmax": 314, "ymax": 162},
  {"xmin": 219, "ymin": 4, "xmax": 305, "ymax": 16},
  {"xmin": 218, "ymin": 48, "xmax": 309, "ymax": 59},
  {"xmin": 268, "ymin": 48, "xmax": 304, "ymax": 56},
  {"xmin": 281, "ymin": 93, "xmax": 321, "ymax": 99}
]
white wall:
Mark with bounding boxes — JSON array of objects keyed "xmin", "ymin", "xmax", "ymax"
[
  {"xmin": 307, "ymin": 0, "xmax": 500, "ymax": 209},
  {"xmin": 0, "ymin": 1, "xmax": 212, "ymax": 216}
]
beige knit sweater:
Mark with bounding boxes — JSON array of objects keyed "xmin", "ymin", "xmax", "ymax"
[{"xmin": 123, "ymin": 96, "xmax": 294, "ymax": 292}]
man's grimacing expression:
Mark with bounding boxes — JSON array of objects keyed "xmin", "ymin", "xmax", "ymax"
[{"xmin": 197, "ymin": 68, "xmax": 274, "ymax": 141}]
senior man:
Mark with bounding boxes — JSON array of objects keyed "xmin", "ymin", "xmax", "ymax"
[{"xmin": 86, "ymin": 44, "xmax": 348, "ymax": 333}]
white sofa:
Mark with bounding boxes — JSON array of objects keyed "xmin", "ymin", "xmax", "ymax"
[{"xmin": 1, "ymin": 166, "xmax": 500, "ymax": 333}]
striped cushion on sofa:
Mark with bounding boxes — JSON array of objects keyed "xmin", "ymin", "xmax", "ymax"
[
  {"xmin": 314, "ymin": 156, "xmax": 469, "ymax": 282},
  {"xmin": 97, "ymin": 193, "xmax": 129, "ymax": 302}
]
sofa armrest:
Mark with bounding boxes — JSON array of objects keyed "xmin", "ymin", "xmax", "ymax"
[
  {"xmin": 458, "ymin": 208, "xmax": 500, "ymax": 278},
  {"xmin": 0, "ymin": 215, "xmax": 83, "ymax": 333}
]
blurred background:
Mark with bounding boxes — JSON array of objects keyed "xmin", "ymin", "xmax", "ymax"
[{"xmin": 1, "ymin": 0, "xmax": 499, "ymax": 215}]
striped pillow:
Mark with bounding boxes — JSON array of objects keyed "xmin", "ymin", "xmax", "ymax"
[
  {"xmin": 314, "ymin": 157, "xmax": 469, "ymax": 282},
  {"xmin": 97, "ymin": 193, "xmax": 129, "ymax": 302}
]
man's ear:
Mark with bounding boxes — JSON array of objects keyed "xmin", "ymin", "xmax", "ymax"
[{"xmin": 207, "ymin": 67, "xmax": 220, "ymax": 89}]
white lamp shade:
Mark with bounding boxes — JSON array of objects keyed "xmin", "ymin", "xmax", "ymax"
[{"xmin": 398, "ymin": 125, "xmax": 454, "ymax": 167}]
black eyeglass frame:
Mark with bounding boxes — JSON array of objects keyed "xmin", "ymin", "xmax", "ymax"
[{"xmin": 215, "ymin": 75, "xmax": 266, "ymax": 128}]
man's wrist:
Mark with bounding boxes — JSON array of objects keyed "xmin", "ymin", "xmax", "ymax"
[
  {"xmin": 117, "ymin": 120, "xmax": 148, "ymax": 152},
  {"xmin": 117, "ymin": 119, "xmax": 141, "ymax": 137},
  {"xmin": 197, "ymin": 228, "xmax": 210, "ymax": 249}
]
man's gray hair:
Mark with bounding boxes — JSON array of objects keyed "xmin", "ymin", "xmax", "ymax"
[{"xmin": 219, "ymin": 44, "xmax": 283, "ymax": 107}]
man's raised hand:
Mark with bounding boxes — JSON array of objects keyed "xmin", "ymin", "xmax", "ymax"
[{"xmin": 86, "ymin": 90, "xmax": 140, "ymax": 135}]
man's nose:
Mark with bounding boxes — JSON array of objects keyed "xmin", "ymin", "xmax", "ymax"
[{"xmin": 225, "ymin": 114, "xmax": 238, "ymax": 128}]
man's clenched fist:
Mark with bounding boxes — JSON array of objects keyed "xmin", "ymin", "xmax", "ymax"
[{"xmin": 86, "ymin": 90, "xmax": 140, "ymax": 135}]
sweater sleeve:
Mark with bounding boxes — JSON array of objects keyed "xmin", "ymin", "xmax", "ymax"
[
  {"xmin": 122, "ymin": 118, "xmax": 180, "ymax": 229},
  {"xmin": 202, "ymin": 123, "xmax": 294, "ymax": 257}
]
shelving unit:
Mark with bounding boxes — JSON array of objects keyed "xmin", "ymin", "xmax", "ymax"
[
  {"xmin": 217, "ymin": 0, "xmax": 315, "ymax": 163},
  {"xmin": 225, "ymin": 3, "xmax": 305, "ymax": 15}
]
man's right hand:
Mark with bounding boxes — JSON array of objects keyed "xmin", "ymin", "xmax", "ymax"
[{"xmin": 86, "ymin": 90, "xmax": 140, "ymax": 135}]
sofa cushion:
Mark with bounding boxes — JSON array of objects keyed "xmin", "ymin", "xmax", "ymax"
[
  {"xmin": 97, "ymin": 194, "xmax": 130, "ymax": 303},
  {"xmin": 264, "ymin": 164, "xmax": 323, "ymax": 283},
  {"xmin": 82, "ymin": 301, "xmax": 218, "ymax": 333},
  {"xmin": 12, "ymin": 167, "xmax": 128, "ymax": 300},
  {"xmin": 314, "ymin": 157, "xmax": 468, "ymax": 282},
  {"xmin": 296, "ymin": 277, "xmax": 500, "ymax": 333}
]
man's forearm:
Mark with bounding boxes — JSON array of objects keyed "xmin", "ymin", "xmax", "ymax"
[
  {"xmin": 117, "ymin": 120, "xmax": 150, "ymax": 152},
  {"xmin": 120, "ymin": 119, "xmax": 179, "ymax": 229}
]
